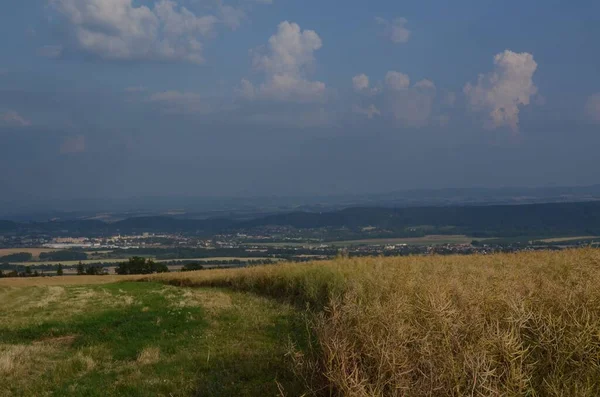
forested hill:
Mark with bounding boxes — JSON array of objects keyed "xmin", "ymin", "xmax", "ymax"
[
  {"xmin": 0, "ymin": 220, "xmax": 17, "ymax": 232},
  {"xmin": 2, "ymin": 201, "xmax": 600, "ymax": 238},
  {"xmin": 238, "ymin": 201, "xmax": 600, "ymax": 237}
]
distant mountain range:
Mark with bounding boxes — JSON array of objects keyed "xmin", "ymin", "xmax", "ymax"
[
  {"xmin": 3, "ymin": 200, "xmax": 600, "ymax": 239},
  {"xmin": 2, "ymin": 184, "xmax": 600, "ymax": 222}
]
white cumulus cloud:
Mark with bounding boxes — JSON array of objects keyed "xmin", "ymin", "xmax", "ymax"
[
  {"xmin": 385, "ymin": 76, "xmax": 436, "ymax": 127},
  {"xmin": 353, "ymin": 71, "xmax": 437, "ymax": 127},
  {"xmin": 50, "ymin": 0, "xmax": 224, "ymax": 64},
  {"xmin": 585, "ymin": 93, "xmax": 600, "ymax": 123},
  {"xmin": 240, "ymin": 21, "xmax": 326, "ymax": 102},
  {"xmin": 385, "ymin": 71, "xmax": 410, "ymax": 91},
  {"xmin": 375, "ymin": 17, "xmax": 410, "ymax": 44},
  {"xmin": 464, "ymin": 50, "xmax": 538, "ymax": 132},
  {"xmin": 352, "ymin": 74, "xmax": 370, "ymax": 92}
]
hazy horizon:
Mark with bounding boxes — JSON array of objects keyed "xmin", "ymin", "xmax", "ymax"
[{"xmin": 2, "ymin": 183, "xmax": 600, "ymax": 219}]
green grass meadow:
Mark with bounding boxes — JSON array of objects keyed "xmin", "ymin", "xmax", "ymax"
[{"xmin": 0, "ymin": 282, "xmax": 309, "ymax": 396}]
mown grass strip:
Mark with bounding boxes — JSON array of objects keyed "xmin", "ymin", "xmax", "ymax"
[{"xmin": 0, "ymin": 282, "xmax": 309, "ymax": 396}]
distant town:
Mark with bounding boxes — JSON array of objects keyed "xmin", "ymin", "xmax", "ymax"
[{"xmin": 1, "ymin": 222, "xmax": 598, "ymax": 277}]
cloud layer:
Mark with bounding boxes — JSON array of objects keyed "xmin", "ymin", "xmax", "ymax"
[
  {"xmin": 29, "ymin": 7, "xmax": 560, "ymax": 137},
  {"xmin": 352, "ymin": 72, "xmax": 437, "ymax": 127},
  {"xmin": 50, "ymin": 0, "xmax": 231, "ymax": 64},
  {"xmin": 352, "ymin": 74, "xmax": 370, "ymax": 92},
  {"xmin": 464, "ymin": 50, "xmax": 538, "ymax": 132}
]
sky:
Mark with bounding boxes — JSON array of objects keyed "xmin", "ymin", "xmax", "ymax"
[{"xmin": 1, "ymin": 0, "xmax": 599, "ymax": 205}]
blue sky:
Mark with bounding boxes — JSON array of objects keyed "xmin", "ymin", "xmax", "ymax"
[{"xmin": 1, "ymin": 0, "xmax": 599, "ymax": 203}]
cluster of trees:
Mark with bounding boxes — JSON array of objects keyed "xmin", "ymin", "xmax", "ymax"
[
  {"xmin": 40, "ymin": 250, "xmax": 88, "ymax": 261},
  {"xmin": 0, "ymin": 257, "xmax": 172, "ymax": 278},
  {"xmin": 115, "ymin": 257, "xmax": 169, "ymax": 275},
  {"xmin": 118, "ymin": 248, "xmax": 269, "ymax": 260},
  {"xmin": 0, "ymin": 266, "xmax": 42, "ymax": 278},
  {"xmin": 0, "ymin": 251, "xmax": 89, "ymax": 265},
  {"xmin": 0, "ymin": 263, "xmax": 68, "ymax": 278},
  {"xmin": 181, "ymin": 263, "xmax": 205, "ymax": 272},
  {"xmin": 0, "ymin": 252, "xmax": 33, "ymax": 263},
  {"xmin": 75, "ymin": 262, "xmax": 104, "ymax": 276},
  {"xmin": 172, "ymin": 258, "xmax": 276, "ymax": 267},
  {"xmin": 179, "ymin": 259, "xmax": 277, "ymax": 272}
]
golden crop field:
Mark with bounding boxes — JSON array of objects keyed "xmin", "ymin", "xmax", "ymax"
[
  {"xmin": 147, "ymin": 248, "xmax": 600, "ymax": 396},
  {"xmin": 0, "ymin": 248, "xmax": 58, "ymax": 259},
  {"xmin": 252, "ymin": 234, "xmax": 479, "ymax": 247},
  {"xmin": 326, "ymin": 234, "xmax": 476, "ymax": 246},
  {"xmin": 539, "ymin": 235, "xmax": 599, "ymax": 243},
  {"xmin": 0, "ymin": 274, "xmax": 141, "ymax": 287}
]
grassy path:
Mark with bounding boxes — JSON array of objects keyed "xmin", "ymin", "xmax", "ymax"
[{"xmin": 0, "ymin": 282, "xmax": 308, "ymax": 396}]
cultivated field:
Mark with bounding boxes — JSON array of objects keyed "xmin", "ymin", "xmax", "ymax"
[
  {"xmin": 0, "ymin": 248, "xmax": 58, "ymax": 260},
  {"xmin": 253, "ymin": 234, "xmax": 478, "ymax": 247},
  {"xmin": 0, "ymin": 275, "xmax": 141, "ymax": 287},
  {"xmin": 326, "ymin": 234, "xmax": 476, "ymax": 246},
  {"xmin": 3, "ymin": 249, "xmax": 600, "ymax": 396},
  {"xmin": 148, "ymin": 248, "xmax": 600, "ymax": 396},
  {"xmin": 539, "ymin": 235, "xmax": 600, "ymax": 243}
]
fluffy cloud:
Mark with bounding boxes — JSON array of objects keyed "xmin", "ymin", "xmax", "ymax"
[
  {"xmin": 353, "ymin": 72, "xmax": 437, "ymax": 127},
  {"xmin": 240, "ymin": 21, "xmax": 326, "ymax": 102},
  {"xmin": 414, "ymin": 79, "xmax": 435, "ymax": 90},
  {"xmin": 60, "ymin": 135, "xmax": 86, "ymax": 154},
  {"xmin": 375, "ymin": 17, "xmax": 411, "ymax": 44},
  {"xmin": 585, "ymin": 93, "xmax": 600, "ymax": 123},
  {"xmin": 352, "ymin": 74, "xmax": 380, "ymax": 95},
  {"xmin": 464, "ymin": 50, "xmax": 538, "ymax": 132},
  {"xmin": 0, "ymin": 110, "xmax": 31, "ymax": 127},
  {"xmin": 385, "ymin": 71, "xmax": 410, "ymax": 91},
  {"xmin": 50, "ymin": 0, "xmax": 225, "ymax": 64},
  {"xmin": 352, "ymin": 74, "xmax": 370, "ymax": 92},
  {"xmin": 385, "ymin": 76, "xmax": 437, "ymax": 127}
]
